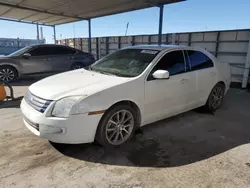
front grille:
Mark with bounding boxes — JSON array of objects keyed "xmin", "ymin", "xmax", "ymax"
[
  {"xmin": 25, "ymin": 91, "xmax": 52, "ymax": 113},
  {"xmin": 24, "ymin": 116, "xmax": 39, "ymax": 131}
]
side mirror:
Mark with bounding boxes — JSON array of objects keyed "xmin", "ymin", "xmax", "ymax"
[
  {"xmin": 152, "ymin": 70, "xmax": 170, "ymax": 79},
  {"xmin": 22, "ymin": 53, "xmax": 31, "ymax": 59}
]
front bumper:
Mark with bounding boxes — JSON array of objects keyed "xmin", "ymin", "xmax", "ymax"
[{"xmin": 20, "ymin": 99, "xmax": 103, "ymax": 144}]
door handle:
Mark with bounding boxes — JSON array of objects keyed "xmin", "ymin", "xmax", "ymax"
[
  {"xmin": 180, "ymin": 78, "xmax": 188, "ymax": 84},
  {"xmin": 43, "ymin": 58, "xmax": 51, "ymax": 61},
  {"xmin": 68, "ymin": 56, "xmax": 74, "ymax": 59},
  {"xmin": 211, "ymin": 72, "xmax": 216, "ymax": 76}
]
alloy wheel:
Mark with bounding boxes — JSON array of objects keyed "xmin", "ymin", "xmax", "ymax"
[
  {"xmin": 210, "ymin": 86, "xmax": 224, "ymax": 109},
  {"xmin": 105, "ymin": 110, "xmax": 134, "ymax": 145},
  {"xmin": 0, "ymin": 68, "xmax": 15, "ymax": 82}
]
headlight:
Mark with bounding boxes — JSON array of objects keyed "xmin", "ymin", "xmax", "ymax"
[{"xmin": 51, "ymin": 96, "xmax": 82, "ymax": 118}]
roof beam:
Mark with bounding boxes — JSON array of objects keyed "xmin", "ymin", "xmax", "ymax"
[
  {"xmin": 45, "ymin": 17, "xmax": 70, "ymax": 24},
  {"xmin": 0, "ymin": 17, "xmax": 53, "ymax": 27},
  {"xmin": 144, "ymin": 0, "xmax": 161, "ymax": 6},
  {"xmin": 55, "ymin": 19, "xmax": 83, "ymax": 26},
  {"xmin": 0, "ymin": 0, "xmax": 26, "ymax": 17},
  {"xmin": 19, "ymin": 12, "xmax": 40, "ymax": 20},
  {"xmin": 0, "ymin": 2, "xmax": 85, "ymax": 20},
  {"xmin": 18, "ymin": 0, "xmax": 75, "ymax": 21},
  {"xmin": 77, "ymin": 0, "xmax": 135, "ymax": 17},
  {"xmin": 0, "ymin": 7, "xmax": 13, "ymax": 17},
  {"xmin": 32, "ymin": 15, "xmax": 55, "ymax": 23}
]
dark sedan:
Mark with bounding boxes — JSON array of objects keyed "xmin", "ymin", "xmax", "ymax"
[{"xmin": 0, "ymin": 44, "xmax": 95, "ymax": 82}]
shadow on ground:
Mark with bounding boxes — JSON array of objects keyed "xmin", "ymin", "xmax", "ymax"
[
  {"xmin": 0, "ymin": 97, "xmax": 23, "ymax": 108},
  {"xmin": 52, "ymin": 89, "xmax": 250, "ymax": 168}
]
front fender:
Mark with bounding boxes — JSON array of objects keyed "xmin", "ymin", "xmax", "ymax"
[
  {"xmin": 0, "ymin": 62, "xmax": 21, "ymax": 75},
  {"xmin": 76, "ymin": 81, "xmax": 145, "ymax": 125}
]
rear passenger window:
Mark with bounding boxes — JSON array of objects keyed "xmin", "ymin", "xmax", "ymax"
[
  {"xmin": 29, "ymin": 47, "xmax": 53, "ymax": 56},
  {"xmin": 153, "ymin": 50, "xmax": 186, "ymax": 76},
  {"xmin": 55, "ymin": 47, "xmax": 76, "ymax": 55},
  {"xmin": 186, "ymin": 50, "xmax": 213, "ymax": 70}
]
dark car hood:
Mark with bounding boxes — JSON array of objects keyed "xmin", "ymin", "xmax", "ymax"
[
  {"xmin": 0, "ymin": 56, "xmax": 9, "ymax": 60},
  {"xmin": 0, "ymin": 56, "xmax": 19, "ymax": 66}
]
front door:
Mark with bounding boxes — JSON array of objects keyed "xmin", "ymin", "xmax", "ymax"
[
  {"xmin": 20, "ymin": 46, "xmax": 52, "ymax": 74},
  {"xmin": 144, "ymin": 50, "xmax": 190, "ymax": 124}
]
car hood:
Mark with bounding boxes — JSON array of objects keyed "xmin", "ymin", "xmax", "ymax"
[
  {"xmin": 29, "ymin": 69, "xmax": 132, "ymax": 100},
  {"xmin": 0, "ymin": 56, "xmax": 11, "ymax": 60},
  {"xmin": 0, "ymin": 56, "xmax": 17, "ymax": 62}
]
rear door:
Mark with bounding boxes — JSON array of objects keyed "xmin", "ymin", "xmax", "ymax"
[
  {"xmin": 185, "ymin": 50, "xmax": 218, "ymax": 106},
  {"xmin": 48, "ymin": 46, "xmax": 77, "ymax": 72}
]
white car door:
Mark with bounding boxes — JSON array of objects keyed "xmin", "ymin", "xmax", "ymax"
[
  {"xmin": 185, "ymin": 50, "xmax": 218, "ymax": 107},
  {"xmin": 144, "ymin": 50, "xmax": 190, "ymax": 125}
]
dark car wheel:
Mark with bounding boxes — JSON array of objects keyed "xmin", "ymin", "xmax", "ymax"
[
  {"xmin": 96, "ymin": 105, "xmax": 137, "ymax": 147},
  {"xmin": 71, "ymin": 63, "xmax": 84, "ymax": 70},
  {"xmin": 0, "ymin": 66, "xmax": 18, "ymax": 82},
  {"xmin": 206, "ymin": 83, "xmax": 225, "ymax": 111}
]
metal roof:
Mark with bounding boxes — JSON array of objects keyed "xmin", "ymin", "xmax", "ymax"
[{"xmin": 0, "ymin": 0, "xmax": 184, "ymax": 26}]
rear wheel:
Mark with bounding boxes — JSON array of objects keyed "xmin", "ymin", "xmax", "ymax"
[
  {"xmin": 0, "ymin": 66, "xmax": 18, "ymax": 82},
  {"xmin": 206, "ymin": 83, "xmax": 225, "ymax": 111},
  {"xmin": 96, "ymin": 105, "xmax": 137, "ymax": 147}
]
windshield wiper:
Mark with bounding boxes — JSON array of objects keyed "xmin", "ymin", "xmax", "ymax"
[
  {"xmin": 98, "ymin": 71, "xmax": 117, "ymax": 76},
  {"xmin": 89, "ymin": 67, "xmax": 117, "ymax": 76}
]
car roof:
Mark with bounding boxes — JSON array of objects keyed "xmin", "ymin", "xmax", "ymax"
[
  {"xmin": 124, "ymin": 44, "xmax": 200, "ymax": 51},
  {"xmin": 29, "ymin": 44, "xmax": 75, "ymax": 48}
]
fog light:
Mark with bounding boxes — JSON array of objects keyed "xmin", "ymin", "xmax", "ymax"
[{"xmin": 42, "ymin": 126, "xmax": 65, "ymax": 134}]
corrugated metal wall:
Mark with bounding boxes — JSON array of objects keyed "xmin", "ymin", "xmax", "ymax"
[{"xmin": 57, "ymin": 29, "xmax": 250, "ymax": 84}]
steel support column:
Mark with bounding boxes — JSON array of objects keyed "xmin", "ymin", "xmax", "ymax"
[
  {"xmin": 215, "ymin": 31, "xmax": 220, "ymax": 57},
  {"xmin": 53, "ymin": 25, "xmax": 56, "ymax": 44},
  {"xmin": 242, "ymin": 38, "xmax": 250, "ymax": 88},
  {"xmin": 96, "ymin": 38, "xmax": 99, "ymax": 60},
  {"xmin": 158, "ymin": 5, "xmax": 164, "ymax": 45},
  {"xmin": 88, "ymin": 19, "xmax": 92, "ymax": 53},
  {"xmin": 36, "ymin": 23, "xmax": 40, "ymax": 44}
]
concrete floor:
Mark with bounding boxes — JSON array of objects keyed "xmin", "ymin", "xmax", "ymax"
[{"xmin": 1, "ymin": 79, "xmax": 250, "ymax": 188}]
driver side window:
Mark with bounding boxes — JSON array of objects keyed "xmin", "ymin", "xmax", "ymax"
[
  {"xmin": 148, "ymin": 50, "xmax": 186, "ymax": 80},
  {"xmin": 29, "ymin": 47, "xmax": 51, "ymax": 56}
]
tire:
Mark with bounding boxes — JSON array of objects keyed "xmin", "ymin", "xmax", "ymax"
[
  {"xmin": 0, "ymin": 66, "xmax": 18, "ymax": 83},
  {"xmin": 96, "ymin": 104, "xmax": 137, "ymax": 147},
  {"xmin": 206, "ymin": 83, "xmax": 225, "ymax": 111},
  {"xmin": 71, "ymin": 63, "xmax": 84, "ymax": 70}
]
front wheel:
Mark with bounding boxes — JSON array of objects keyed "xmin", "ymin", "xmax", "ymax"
[
  {"xmin": 206, "ymin": 83, "xmax": 225, "ymax": 111},
  {"xmin": 96, "ymin": 105, "xmax": 137, "ymax": 147},
  {"xmin": 0, "ymin": 66, "xmax": 18, "ymax": 82}
]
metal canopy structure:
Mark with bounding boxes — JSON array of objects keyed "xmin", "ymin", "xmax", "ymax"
[{"xmin": 0, "ymin": 0, "xmax": 185, "ymax": 51}]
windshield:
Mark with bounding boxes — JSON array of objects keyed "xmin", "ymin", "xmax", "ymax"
[
  {"xmin": 8, "ymin": 46, "xmax": 32, "ymax": 57},
  {"xmin": 90, "ymin": 49, "xmax": 159, "ymax": 77}
]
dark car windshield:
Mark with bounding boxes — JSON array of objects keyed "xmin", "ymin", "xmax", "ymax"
[
  {"xmin": 90, "ymin": 49, "xmax": 159, "ymax": 77},
  {"xmin": 8, "ymin": 46, "xmax": 32, "ymax": 57}
]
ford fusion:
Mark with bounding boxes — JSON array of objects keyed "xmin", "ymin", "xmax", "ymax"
[{"xmin": 21, "ymin": 45, "xmax": 231, "ymax": 147}]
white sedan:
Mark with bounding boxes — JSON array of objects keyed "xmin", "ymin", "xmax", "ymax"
[{"xmin": 20, "ymin": 45, "xmax": 231, "ymax": 147}]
